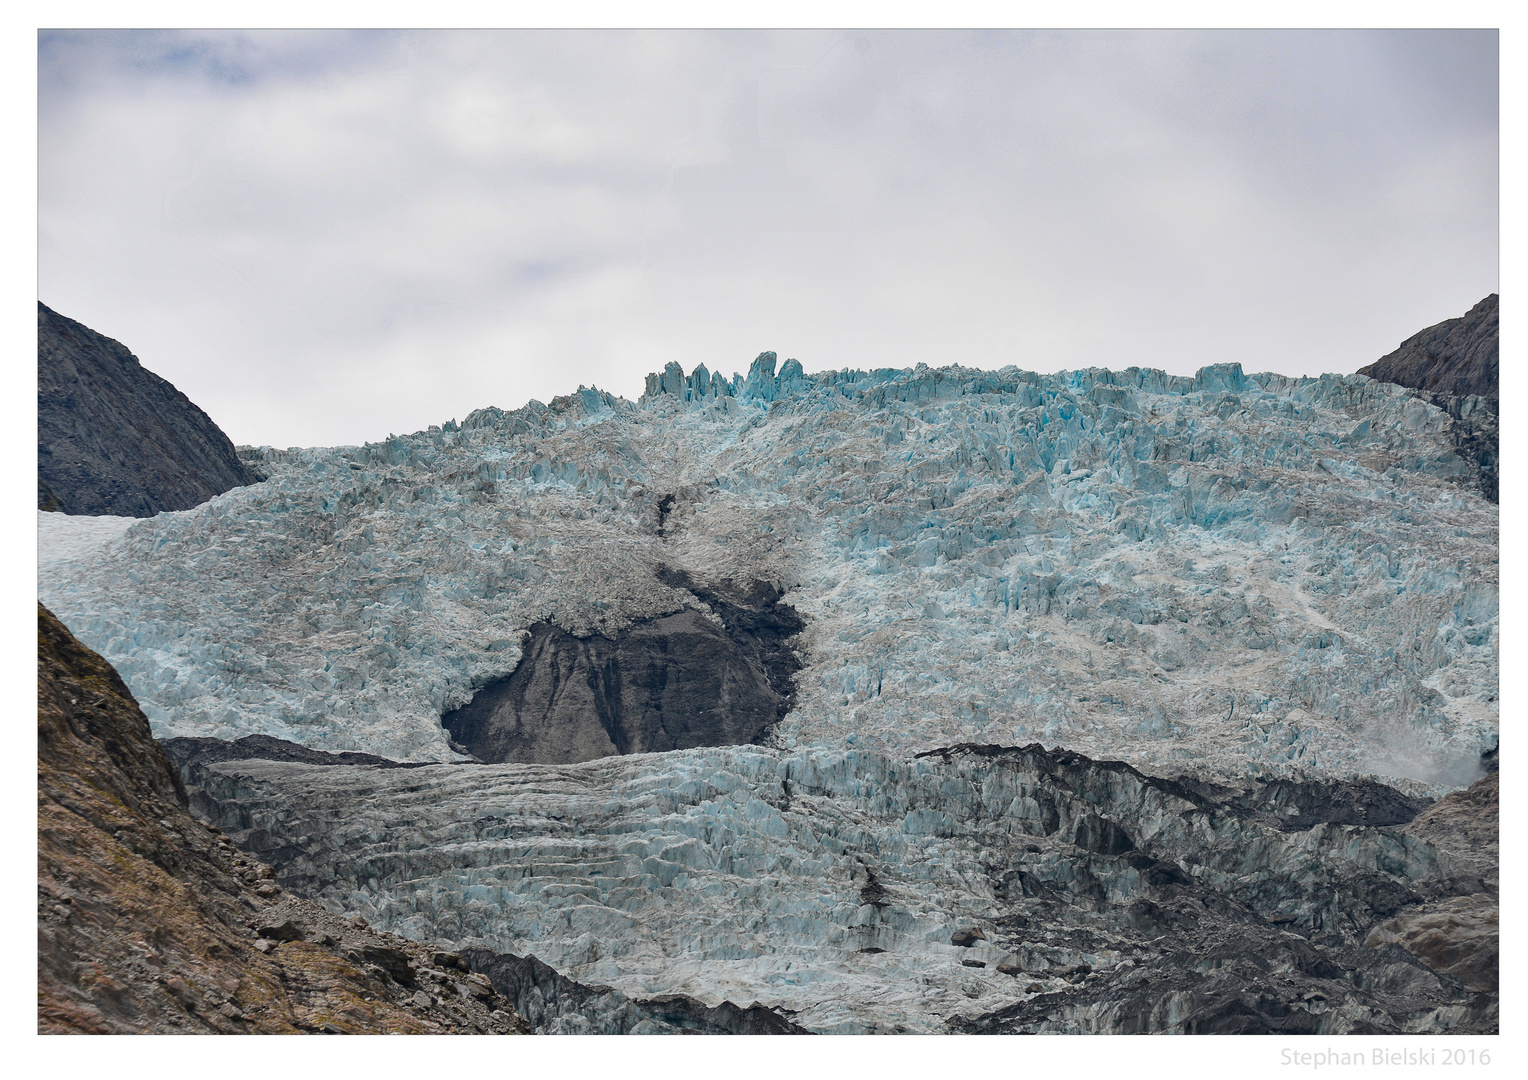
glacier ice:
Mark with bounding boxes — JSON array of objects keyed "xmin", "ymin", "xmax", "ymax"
[
  {"xmin": 37, "ymin": 360, "xmax": 1497, "ymax": 789},
  {"xmin": 172, "ymin": 740, "xmax": 1483, "ymax": 1034}
]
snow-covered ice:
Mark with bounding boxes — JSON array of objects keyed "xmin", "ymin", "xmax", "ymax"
[
  {"xmin": 38, "ymin": 357, "xmax": 1497, "ymax": 789},
  {"xmin": 37, "ymin": 510, "xmax": 136, "ymax": 571}
]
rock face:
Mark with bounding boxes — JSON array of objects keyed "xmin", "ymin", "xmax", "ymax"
[
  {"xmin": 1358, "ymin": 295, "xmax": 1498, "ymax": 399},
  {"xmin": 37, "ymin": 603, "xmax": 527, "ymax": 1034},
  {"xmin": 37, "ymin": 302, "xmax": 261, "ymax": 517},
  {"xmin": 171, "ymin": 737, "xmax": 1496, "ymax": 1034},
  {"xmin": 441, "ymin": 573, "xmax": 801, "ymax": 764},
  {"xmin": 1358, "ymin": 295, "xmax": 1498, "ymax": 502}
]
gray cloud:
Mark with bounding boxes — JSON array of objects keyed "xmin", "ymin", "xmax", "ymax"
[{"xmin": 39, "ymin": 29, "xmax": 1497, "ymax": 448}]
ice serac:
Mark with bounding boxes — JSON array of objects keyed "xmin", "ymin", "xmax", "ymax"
[{"xmin": 37, "ymin": 303, "xmax": 262, "ymax": 517}]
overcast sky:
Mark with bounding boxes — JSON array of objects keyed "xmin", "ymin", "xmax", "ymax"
[{"xmin": 39, "ymin": 29, "xmax": 1498, "ymax": 449}]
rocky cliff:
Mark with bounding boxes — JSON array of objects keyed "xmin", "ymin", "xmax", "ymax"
[
  {"xmin": 37, "ymin": 603, "xmax": 527, "ymax": 1034},
  {"xmin": 38, "ymin": 303, "xmax": 261, "ymax": 517},
  {"xmin": 441, "ymin": 572, "xmax": 801, "ymax": 764},
  {"xmin": 1359, "ymin": 295, "xmax": 1498, "ymax": 399},
  {"xmin": 1358, "ymin": 295, "xmax": 1498, "ymax": 502}
]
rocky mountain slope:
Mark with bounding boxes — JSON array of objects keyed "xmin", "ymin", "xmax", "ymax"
[
  {"xmin": 164, "ymin": 733, "xmax": 1496, "ymax": 1034},
  {"xmin": 38, "ymin": 603, "xmax": 527, "ymax": 1034},
  {"xmin": 1358, "ymin": 295, "xmax": 1498, "ymax": 400},
  {"xmin": 1357, "ymin": 295, "xmax": 1497, "ymax": 502},
  {"xmin": 38, "ymin": 303, "xmax": 262, "ymax": 516}
]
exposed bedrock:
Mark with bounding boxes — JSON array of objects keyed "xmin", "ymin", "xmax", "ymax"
[
  {"xmin": 172, "ymin": 739, "xmax": 1496, "ymax": 1034},
  {"xmin": 440, "ymin": 573, "xmax": 802, "ymax": 764},
  {"xmin": 37, "ymin": 303, "xmax": 262, "ymax": 517},
  {"xmin": 1358, "ymin": 294, "xmax": 1497, "ymax": 400}
]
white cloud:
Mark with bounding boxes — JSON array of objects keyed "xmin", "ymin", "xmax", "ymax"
[{"xmin": 39, "ymin": 29, "xmax": 1498, "ymax": 447}]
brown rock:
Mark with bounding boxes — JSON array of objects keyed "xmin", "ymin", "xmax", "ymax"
[
  {"xmin": 1364, "ymin": 895, "xmax": 1498, "ymax": 993},
  {"xmin": 36, "ymin": 603, "xmax": 528, "ymax": 1035}
]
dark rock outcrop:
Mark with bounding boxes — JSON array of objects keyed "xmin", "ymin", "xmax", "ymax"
[
  {"xmin": 1357, "ymin": 295, "xmax": 1498, "ymax": 502},
  {"xmin": 655, "ymin": 567, "xmax": 805, "ymax": 709},
  {"xmin": 37, "ymin": 603, "xmax": 527, "ymax": 1034},
  {"xmin": 441, "ymin": 575, "xmax": 802, "ymax": 765},
  {"xmin": 460, "ymin": 949, "xmax": 809, "ymax": 1034},
  {"xmin": 38, "ymin": 302, "xmax": 262, "ymax": 517},
  {"xmin": 162, "ymin": 734, "xmax": 429, "ymax": 774},
  {"xmin": 1358, "ymin": 294, "xmax": 1497, "ymax": 399}
]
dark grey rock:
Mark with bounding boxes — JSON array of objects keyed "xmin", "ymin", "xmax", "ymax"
[
  {"xmin": 255, "ymin": 919, "xmax": 306, "ymax": 943},
  {"xmin": 346, "ymin": 945, "xmax": 416, "ymax": 985},
  {"xmin": 441, "ymin": 574, "xmax": 802, "ymax": 764},
  {"xmin": 37, "ymin": 302, "xmax": 262, "ymax": 516},
  {"xmin": 1358, "ymin": 294, "xmax": 1497, "ymax": 399},
  {"xmin": 460, "ymin": 949, "xmax": 809, "ymax": 1034}
]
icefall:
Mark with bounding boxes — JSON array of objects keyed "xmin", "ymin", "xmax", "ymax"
[{"xmin": 38, "ymin": 359, "xmax": 1496, "ymax": 789}]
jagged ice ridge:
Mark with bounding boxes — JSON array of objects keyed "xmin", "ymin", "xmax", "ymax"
[{"xmin": 38, "ymin": 354, "xmax": 1497, "ymax": 790}]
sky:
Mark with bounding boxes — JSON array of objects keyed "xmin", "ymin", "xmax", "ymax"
[{"xmin": 38, "ymin": 29, "xmax": 1499, "ymax": 449}]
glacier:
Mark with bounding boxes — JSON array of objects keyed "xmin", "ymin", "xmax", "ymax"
[
  {"xmin": 37, "ymin": 352, "xmax": 1499, "ymax": 1033},
  {"xmin": 38, "ymin": 355, "xmax": 1497, "ymax": 789},
  {"xmin": 169, "ymin": 739, "xmax": 1490, "ymax": 1034}
]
